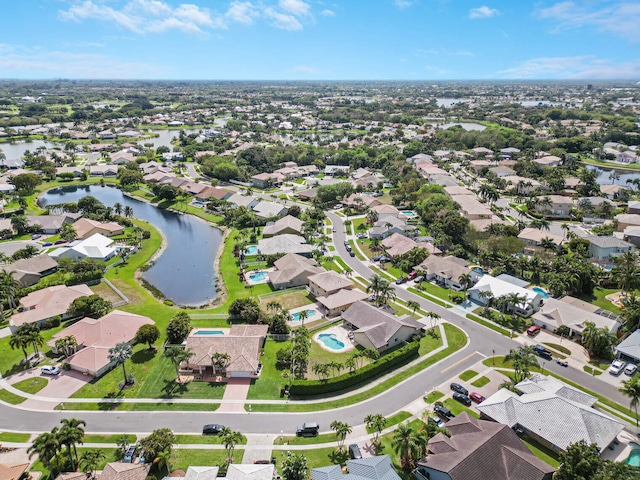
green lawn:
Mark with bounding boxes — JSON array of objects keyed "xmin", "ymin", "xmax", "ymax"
[
  {"xmin": 275, "ymin": 431, "xmax": 341, "ymax": 446},
  {"xmin": 577, "ymin": 288, "xmax": 622, "ymax": 315},
  {"xmin": 459, "ymin": 370, "xmax": 478, "ymax": 382},
  {"xmin": 424, "ymin": 391, "xmax": 444, "ymax": 403},
  {"xmin": 442, "ymin": 398, "xmax": 480, "ymax": 418},
  {"xmin": 259, "ymin": 289, "xmax": 315, "ymax": 311},
  {"xmin": 471, "ymin": 376, "xmax": 490, "ymax": 388},
  {"xmin": 0, "ymin": 388, "xmax": 26, "ymax": 405},
  {"xmin": 173, "ymin": 448, "xmax": 243, "ymax": 471},
  {"xmin": 274, "ymin": 447, "xmax": 348, "ymax": 471},
  {"xmin": 246, "ymin": 337, "xmax": 290, "ymax": 400},
  {"xmin": 365, "ymin": 411, "xmax": 412, "ymax": 434},
  {"xmin": 175, "ymin": 434, "xmax": 246, "ymax": 445},
  {"xmin": 83, "ymin": 433, "xmax": 137, "ymax": 444},
  {"xmin": 406, "ymin": 287, "xmax": 449, "ymax": 308},
  {"xmin": 543, "ymin": 343, "xmax": 571, "ymax": 355},
  {"xmin": 11, "ymin": 377, "xmax": 48, "ymax": 395},
  {"xmin": 522, "ymin": 438, "xmax": 560, "ymax": 467},
  {"xmin": 0, "ymin": 432, "xmax": 31, "ymax": 442}
]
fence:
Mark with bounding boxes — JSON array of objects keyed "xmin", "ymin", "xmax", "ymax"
[
  {"xmin": 189, "ymin": 313, "xmax": 231, "ymax": 320},
  {"xmin": 102, "ymin": 278, "xmax": 129, "ymax": 307}
]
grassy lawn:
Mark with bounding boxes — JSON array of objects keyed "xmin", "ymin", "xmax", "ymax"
[
  {"xmin": 0, "ymin": 432, "xmax": 31, "ymax": 442},
  {"xmin": 375, "ymin": 419, "xmax": 426, "ymax": 476},
  {"xmin": 173, "ymin": 449, "xmax": 243, "ymax": 471},
  {"xmin": 471, "ymin": 376, "xmax": 490, "ymax": 388},
  {"xmin": 424, "ymin": 391, "xmax": 444, "ymax": 403},
  {"xmin": 275, "ymin": 432, "xmax": 341, "ymax": 446},
  {"xmin": 31, "ymin": 446, "xmax": 121, "ymax": 479},
  {"xmin": 522, "ymin": 438, "xmax": 560, "ymax": 467},
  {"xmin": 365, "ymin": 411, "xmax": 412, "ymax": 433},
  {"xmin": 459, "ymin": 370, "xmax": 478, "ymax": 382},
  {"xmin": 274, "ymin": 447, "xmax": 348, "ymax": 470},
  {"xmin": 0, "ymin": 325, "xmax": 59, "ymax": 377},
  {"xmin": 583, "ymin": 366, "xmax": 603, "ymax": 376},
  {"xmin": 0, "ymin": 388, "xmax": 26, "ymax": 405},
  {"xmin": 11, "ymin": 377, "xmax": 48, "ymax": 394},
  {"xmin": 259, "ymin": 289, "xmax": 315, "ymax": 311},
  {"xmin": 175, "ymin": 434, "xmax": 246, "ymax": 445},
  {"xmin": 543, "ymin": 343, "xmax": 571, "ymax": 355},
  {"xmin": 465, "ymin": 312, "xmax": 512, "ymax": 337},
  {"xmin": 577, "ymin": 287, "xmax": 622, "ymax": 315},
  {"xmin": 250, "ymin": 323, "xmax": 466, "ymax": 412},
  {"xmin": 442, "ymin": 398, "xmax": 480, "ymax": 418},
  {"xmin": 83, "ymin": 434, "xmax": 137, "ymax": 444},
  {"xmin": 406, "ymin": 287, "xmax": 449, "ymax": 308},
  {"xmin": 246, "ymin": 337, "xmax": 289, "ymax": 400}
]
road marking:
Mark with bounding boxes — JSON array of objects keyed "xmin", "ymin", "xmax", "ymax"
[{"xmin": 441, "ymin": 352, "xmax": 480, "ymax": 373}]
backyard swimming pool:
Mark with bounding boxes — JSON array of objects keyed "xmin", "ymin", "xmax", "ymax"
[
  {"xmin": 244, "ymin": 245, "xmax": 259, "ymax": 256},
  {"xmin": 531, "ymin": 287, "xmax": 549, "ymax": 299},
  {"xmin": 401, "ymin": 210, "xmax": 417, "ymax": 218},
  {"xmin": 193, "ymin": 330, "xmax": 224, "ymax": 336},
  {"xmin": 292, "ymin": 309, "xmax": 316, "ymax": 321},
  {"xmin": 625, "ymin": 443, "xmax": 640, "ymax": 467},
  {"xmin": 247, "ymin": 270, "xmax": 268, "ymax": 283},
  {"xmin": 318, "ymin": 333, "xmax": 345, "ymax": 351}
]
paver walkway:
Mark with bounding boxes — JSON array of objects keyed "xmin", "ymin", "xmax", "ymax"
[{"xmin": 217, "ymin": 378, "xmax": 251, "ymax": 412}]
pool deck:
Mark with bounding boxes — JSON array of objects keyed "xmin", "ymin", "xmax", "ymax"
[
  {"xmin": 600, "ymin": 429, "xmax": 640, "ymax": 464},
  {"xmin": 287, "ymin": 303, "xmax": 323, "ymax": 326},
  {"xmin": 313, "ymin": 325, "xmax": 356, "ymax": 353},
  {"xmin": 244, "ymin": 267, "xmax": 274, "ymax": 285}
]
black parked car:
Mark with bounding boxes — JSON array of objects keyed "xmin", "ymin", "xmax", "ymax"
[
  {"xmin": 348, "ymin": 444, "xmax": 362, "ymax": 459},
  {"xmin": 434, "ymin": 405, "xmax": 455, "ymax": 419},
  {"xmin": 450, "ymin": 383, "xmax": 469, "ymax": 396},
  {"xmin": 453, "ymin": 392, "xmax": 472, "ymax": 406},
  {"xmin": 395, "ymin": 277, "xmax": 408, "ymax": 285},
  {"xmin": 203, "ymin": 424, "xmax": 225, "ymax": 435},
  {"xmin": 532, "ymin": 345, "xmax": 553, "ymax": 360}
]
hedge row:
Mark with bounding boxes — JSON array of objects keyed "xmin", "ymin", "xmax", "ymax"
[{"xmin": 289, "ymin": 340, "xmax": 420, "ymax": 396}]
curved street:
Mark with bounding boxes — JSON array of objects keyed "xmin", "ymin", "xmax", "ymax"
[{"xmin": 0, "ymin": 210, "xmax": 630, "ymax": 437}]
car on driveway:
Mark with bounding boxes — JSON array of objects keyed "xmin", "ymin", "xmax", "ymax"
[
  {"xmin": 407, "ymin": 271, "xmax": 418, "ymax": 280},
  {"xmin": 527, "ymin": 325, "xmax": 541, "ymax": 336},
  {"xmin": 413, "ymin": 275, "xmax": 424, "ymax": 283},
  {"xmin": 469, "ymin": 392, "xmax": 485, "ymax": 404},
  {"xmin": 203, "ymin": 424, "xmax": 225, "ymax": 435},
  {"xmin": 609, "ymin": 360, "xmax": 626, "ymax": 376},
  {"xmin": 450, "ymin": 383, "xmax": 468, "ymax": 396},
  {"xmin": 625, "ymin": 364, "xmax": 638, "ymax": 376},
  {"xmin": 42, "ymin": 242, "xmax": 53, "ymax": 247},
  {"xmin": 395, "ymin": 277, "xmax": 407, "ymax": 285},
  {"xmin": 434, "ymin": 405, "xmax": 454, "ymax": 419},
  {"xmin": 453, "ymin": 392, "xmax": 472, "ymax": 406},
  {"xmin": 429, "ymin": 415, "xmax": 444, "ymax": 427},
  {"xmin": 356, "ymin": 233, "xmax": 367, "ymax": 239},
  {"xmin": 372, "ymin": 256, "xmax": 382, "ymax": 261},
  {"xmin": 41, "ymin": 365, "xmax": 61, "ymax": 376},
  {"xmin": 348, "ymin": 444, "xmax": 362, "ymax": 459}
]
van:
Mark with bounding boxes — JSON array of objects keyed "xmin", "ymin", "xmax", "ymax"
[
  {"xmin": 527, "ymin": 325, "xmax": 541, "ymax": 336},
  {"xmin": 348, "ymin": 444, "xmax": 362, "ymax": 459},
  {"xmin": 296, "ymin": 422, "xmax": 319, "ymax": 437}
]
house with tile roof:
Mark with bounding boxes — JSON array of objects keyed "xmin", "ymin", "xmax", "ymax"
[
  {"xmin": 258, "ymin": 234, "xmax": 314, "ymax": 256},
  {"xmin": 468, "ymin": 275, "xmax": 543, "ymax": 317},
  {"xmin": 73, "ymin": 218, "xmax": 124, "ymax": 239},
  {"xmin": 341, "ymin": 301, "xmax": 423, "ymax": 352},
  {"xmin": 316, "ymin": 288, "xmax": 369, "ymax": 318},
  {"xmin": 48, "ymin": 310, "xmax": 154, "ymax": 377},
  {"xmin": 0, "ymin": 462, "xmax": 30, "ymax": 480},
  {"xmin": 585, "ymin": 235, "xmax": 635, "ymax": 260},
  {"xmin": 252, "ymin": 200, "xmax": 288, "ymax": 219},
  {"xmin": 0, "ymin": 254, "xmax": 58, "ymax": 287},
  {"xmin": 415, "ymin": 412, "xmax": 554, "ymax": 480},
  {"xmin": 415, "ymin": 255, "xmax": 476, "ymax": 291},
  {"xmin": 308, "ymin": 271, "xmax": 354, "ymax": 298},
  {"xmin": 311, "ymin": 455, "xmax": 400, "ymax": 480},
  {"xmin": 262, "ymin": 215, "xmax": 304, "ymax": 238},
  {"xmin": 267, "ymin": 253, "xmax": 324, "ymax": 290},
  {"xmin": 49, "ymin": 233, "xmax": 118, "ymax": 261}
]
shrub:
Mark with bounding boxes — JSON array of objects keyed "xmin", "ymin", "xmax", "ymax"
[{"xmin": 289, "ymin": 341, "xmax": 420, "ymax": 396}]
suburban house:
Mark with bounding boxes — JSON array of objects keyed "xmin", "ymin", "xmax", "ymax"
[
  {"xmin": 371, "ymin": 204, "xmax": 401, "ymax": 216},
  {"xmin": 468, "ymin": 275, "xmax": 543, "ymax": 317},
  {"xmin": 415, "ymin": 255, "xmax": 476, "ymax": 291},
  {"xmin": 251, "ymin": 172, "xmax": 285, "ymax": 188},
  {"xmin": 26, "ymin": 214, "xmax": 80, "ymax": 234},
  {"xmin": 9, "ymin": 284, "xmax": 93, "ymax": 332},
  {"xmin": 342, "ymin": 193, "xmax": 381, "ymax": 210},
  {"xmin": 311, "ymin": 456, "xmax": 400, "ymax": 480},
  {"xmin": 615, "ymin": 329, "xmax": 640, "ymax": 364},
  {"xmin": 195, "ymin": 186, "xmax": 232, "ymax": 203},
  {"xmin": 615, "ymin": 213, "xmax": 640, "ymax": 230},
  {"xmin": 267, "ymin": 253, "xmax": 324, "ymax": 290},
  {"xmin": 469, "ymin": 159, "xmax": 492, "ymax": 172},
  {"xmin": 316, "ymin": 288, "xmax": 369, "ymax": 318},
  {"xmin": 296, "ymin": 188, "xmax": 318, "ymax": 202},
  {"xmin": 0, "ymin": 463, "xmax": 30, "ymax": 480},
  {"xmin": 415, "ymin": 412, "xmax": 555, "ymax": 480},
  {"xmin": 534, "ymin": 155, "xmax": 562, "ymax": 167},
  {"xmin": 164, "ymin": 465, "xmax": 220, "ymax": 480},
  {"xmin": 257, "ymin": 234, "xmax": 314, "ymax": 256},
  {"xmin": 585, "ymin": 235, "xmax": 635, "ymax": 260},
  {"xmin": 488, "ymin": 165, "xmax": 516, "ymax": 177},
  {"xmin": 503, "ymin": 176, "xmax": 545, "ymax": 195},
  {"xmin": 183, "ymin": 325, "xmax": 269, "ymax": 379},
  {"xmin": 227, "ymin": 193, "xmax": 260, "ymax": 210},
  {"xmin": 72, "ymin": 218, "xmax": 124, "ymax": 239},
  {"xmin": 49, "ymin": 233, "xmax": 119, "ymax": 261},
  {"xmin": 368, "ymin": 215, "xmax": 416, "ymax": 240},
  {"xmin": 381, "ymin": 233, "xmax": 437, "ymax": 258},
  {"xmin": 89, "ymin": 164, "xmax": 118, "ymax": 177},
  {"xmin": 531, "ymin": 296, "xmax": 621, "ymax": 338},
  {"xmin": 308, "ymin": 271, "xmax": 354, "ymax": 298},
  {"xmin": 252, "ymin": 200, "xmax": 288, "ymax": 219},
  {"xmin": 623, "ymin": 226, "xmax": 640, "ymax": 247},
  {"xmin": 225, "ymin": 463, "xmax": 275, "ymax": 480},
  {"xmin": 341, "ymin": 301, "xmax": 423, "ymax": 353},
  {"xmin": 477, "ymin": 375, "xmax": 624, "ymax": 454},
  {"xmin": 535, "ymin": 195, "xmax": 574, "ymax": 217},
  {"xmin": 449, "ymin": 195, "xmax": 493, "ymax": 220},
  {"xmin": 517, "ymin": 228, "xmax": 564, "ymax": 253},
  {"xmin": 324, "ymin": 165, "xmax": 349, "ymax": 176},
  {"xmin": 262, "ymin": 215, "xmax": 304, "ymax": 237},
  {"xmin": 55, "ymin": 462, "xmax": 150, "ymax": 480},
  {"xmin": 56, "ymin": 166, "xmax": 85, "ymax": 177},
  {"xmin": 0, "ymin": 254, "xmax": 58, "ymax": 287},
  {"xmin": 48, "ymin": 310, "xmax": 154, "ymax": 377}
]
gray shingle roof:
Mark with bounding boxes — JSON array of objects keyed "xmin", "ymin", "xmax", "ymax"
[{"xmin": 615, "ymin": 329, "xmax": 640, "ymax": 362}]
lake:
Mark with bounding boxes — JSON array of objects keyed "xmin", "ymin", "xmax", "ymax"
[
  {"xmin": 587, "ymin": 164, "xmax": 640, "ymax": 186},
  {"xmin": 430, "ymin": 122, "xmax": 486, "ymax": 132},
  {"xmin": 39, "ymin": 185, "xmax": 223, "ymax": 306},
  {"xmin": 1, "ymin": 139, "xmax": 57, "ymax": 161}
]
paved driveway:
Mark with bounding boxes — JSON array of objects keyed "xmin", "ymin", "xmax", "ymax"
[
  {"xmin": 8, "ymin": 368, "xmax": 90, "ymax": 410},
  {"xmin": 0, "ymin": 240, "xmax": 42, "ymax": 256},
  {"xmin": 218, "ymin": 378, "xmax": 251, "ymax": 413}
]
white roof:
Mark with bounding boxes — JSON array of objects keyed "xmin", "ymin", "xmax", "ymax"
[
  {"xmin": 226, "ymin": 464, "xmax": 274, "ymax": 480},
  {"xmin": 50, "ymin": 233, "xmax": 116, "ymax": 260},
  {"xmin": 469, "ymin": 275, "xmax": 540, "ymax": 305},
  {"xmin": 477, "ymin": 387, "xmax": 624, "ymax": 452}
]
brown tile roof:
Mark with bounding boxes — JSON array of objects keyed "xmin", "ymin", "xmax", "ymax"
[
  {"xmin": 308, "ymin": 271, "xmax": 354, "ymax": 293},
  {"xmin": 0, "ymin": 463, "xmax": 30, "ymax": 480},
  {"xmin": 11, "ymin": 284, "xmax": 93, "ymax": 327},
  {"xmin": 185, "ymin": 326, "xmax": 267, "ymax": 372},
  {"xmin": 419, "ymin": 412, "xmax": 555, "ymax": 480},
  {"xmin": 73, "ymin": 218, "xmax": 124, "ymax": 239},
  {"xmin": 100, "ymin": 462, "xmax": 150, "ymax": 480},
  {"xmin": 316, "ymin": 289, "xmax": 369, "ymax": 310}
]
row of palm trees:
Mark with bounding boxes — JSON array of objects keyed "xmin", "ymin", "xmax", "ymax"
[
  {"xmin": 9, "ymin": 323, "xmax": 45, "ymax": 363},
  {"xmin": 366, "ymin": 274, "xmax": 396, "ymax": 306},
  {"xmin": 311, "ymin": 349, "xmax": 380, "ymax": 379},
  {"xmin": 28, "ymin": 418, "xmax": 90, "ymax": 479}
]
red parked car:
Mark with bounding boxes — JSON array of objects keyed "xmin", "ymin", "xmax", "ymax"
[{"xmin": 469, "ymin": 392, "xmax": 486, "ymax": 404}]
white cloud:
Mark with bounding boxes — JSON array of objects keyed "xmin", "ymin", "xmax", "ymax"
[
  {"xmin": 279, "ymin": 0, "xmax": 310, "ymax": 16},
  {"xmin": 264, "ymin": 7, "xmax": 303, "ymax": 30},
  {"xmin": 496, "ymin": 55, "xmax": 640, "ymax": 79},
  {"xmin": 394, "ymin": 0, "xmax": 416, "ymax": 9},
  {"xmin": 537, "ymin": 1, "xmax": 640, "ymax": 42},
  {"xmin": 60, "ymin": 0, "xmax": 221, "ymax": 36},
  {"xmin": 225, "ymin": 1, "xmax": 260, "ymax": 25},
  {"xmin": 320, "ymin": 9, "xmax": 335, "ymax": 17},
  {"xmin": 469, "ymin": 6, "xmax": 499, "ymax": 19}
]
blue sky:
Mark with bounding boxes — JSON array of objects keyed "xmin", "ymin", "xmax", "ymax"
[{"xmin": 0, "ymin": 0, "xmax": 639, "ymax": 80}]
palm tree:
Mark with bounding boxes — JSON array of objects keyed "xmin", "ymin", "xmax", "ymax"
[
  {"xmin": 613, "ymin": 251, "xmax": 640, "ymax": 294},
  {"xmin": 211, "ymin": 352, "xmax": 231, "ymax": 375},
  {"xmin": 406, "ymin": 300, "xmax": 421, "ymax": 317},
  {"xmin": 366, "ymin": 274, "xmax": 385, "ymax": 301},
  {"xmin": 221, "ymin": 428, "xmax": 244, "ymax": 461},
  {"xmin": 164, "ymin": 346, "xmax": 195, "ymax": 382},
  {"xmin": 297, "ymin": 309, "xmax": 309, "ymax": 326},
  {"xmin": 620, "ymin": 375, "xmax": 640, "ymax": 427},
  {"xmin": 55, "ymin": 335, "xmax": 78, "ymax": 358},
  {"xmin": 425, "ymin": 311, "xmax": 441, "ymax": 329},
  {"xmin": 9, "ymin": 331, "xmax": 30, "ymax": 363},
  {"xmin": 478, "ymin": 290, "xmax": 494, "ymax": 314},
  {"xmin": 113, "ymin": 202, "xmax": 123, "ymax": 216},
  {"xmin": 366, "ymin": 209, "xmax": 379, "ymax": 225},
  {"xmin": 80, "ymin": 450, "xmax": 105, "ymax": 479},
  {"xmin": 154, "ymin": 449, "xmax": 174, "ymax": 476},
  {"xmin": 123, "ymin": 206, "xmax": 134, "ymax": 218},
  {"xmin": 266, "ymin": 301, "xmax": 282, "ymax": 314},
  {"xmin": 109, "ymin": 342, "xmax": 133, "ymax": 386},
  {"xmin": 392, "ymin": 423, "xmax": 423, "ymax": 471},
  {"xmin": 504, "ymin": 346, "xmax": 538, "ymax": 383},
  {"xmin": 529, "ymin": 218, "xmax": 550, "ymax": 231},
  {"xmin": 28, "ymin": 429, "xmax": 61, "ymax": 480},
  {"xmin": 27, "ymin": 328, "xmax": 45, "ymax": 358},
  {"xmin": 377, "ymin": 280, "xmax": 396, "ymax": 306},
  {"xmin": 458, "ymin": 272, "xmax": 474, "ymax": 291},
  {"xmin": 364, "ymin": 413, "xmax": 386, "ymax": 443},
  {"xmin": 0, "ymin": 270, "xmax": 21, "ymax": 314},
  {"xmin": 282, "ymin": 453, "xmax": 308, "ymax": 480},
  {"xmin": 330, "ymin": 420, "xmax": 352, "ymax": 451},
  {"xmin": 59, "ymin": 418, "xmax": 86, "ymax": 472}
]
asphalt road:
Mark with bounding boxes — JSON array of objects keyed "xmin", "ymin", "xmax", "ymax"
[{"xmin": 0, "ymin": 209, "xmax": 629, "ymax": 436}]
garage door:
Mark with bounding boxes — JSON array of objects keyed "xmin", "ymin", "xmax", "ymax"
[{"xmin": 230, "ymin": 371, "xmax": 250, "ymax": 378}]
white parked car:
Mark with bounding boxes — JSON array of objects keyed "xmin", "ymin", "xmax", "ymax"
[
  {"xmin": 41, "ymin": 365, "xmax": 61, "ymax": 376},
  {"xmin": 609, "ymin": 360, "xmax": 626, "ymax": 376},
  {"xmin": 625, "ymin": 364, "xmax": 638, "ymax": 376}
]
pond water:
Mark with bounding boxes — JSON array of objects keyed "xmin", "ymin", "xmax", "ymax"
[
  {"xmin": 0, "ymin": 139, "xmax": 58, "ymax": 161},
  {"xmin": 436, "ymin": 98, "xmax": 471, "ymax": 108},
  {"xmin": 586, "ymin": 164, "xmax": 640, "ymax": 186},
  {"xmin": 39, "ymin": 185, "xmax": 223, "ymax": 306},
  {"xmin": 431, "ymin": 122, "xmax": 486, "ymax": 132},
  {"xmin": 144, "ymin": 129, "xmax": 200, "ymax": 150}
]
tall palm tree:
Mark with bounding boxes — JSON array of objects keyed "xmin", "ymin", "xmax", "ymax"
[
  {"xmin": 297, "ymin": 309, "xmax": 309, "ymax": 326},
  {"xmin": 109, "ymin": 342, "xmax": 133, "ymax": 386},
  {"xmin": 55, "ymin": 335, "xmax": 78, "ymax": 358},
  {"xmin": 28, "ymin": 429, "xmax": 61, "ymax": 480},
  {"xmin": 27, "ymin": 328, "xmax": 45, "ymax": 357},
  {"xmin": 221, "ymin": 428, "xmax": 244, "ymax": 461},
  {"xmin": 620, "ymin": 375, "xmax": 640, "ymax": 427},
  {"xmin": 330, "ymin": 420, "xmax": 352, "ymax": 451},
  {"xmin": 9, "ymin": 331, "xmax": 30, "ymax": 363},
  {"xmin": 211, "ymin": 352, "xmax": 231, "ymax": 375},
  {"xmin": 367, "ymin": 274, "xmax": 385, "ymax": 301},
  {"xmin": 59, "ymin": 418, "xmax": 86, "ymax": 472},
  {"xmin": 123, "ymin": 206, "xmax": 134, "ymax": 218},
  {"xmin": 504, "ymin": 346, "xmax": 538, "ymax": 383},
  {"xmin": 458, "ymin": 273, "xmax": 474, "ymax": 291},
  {"xmin": 406, "ymin": 300, "xmax": 421, "ymax": 317},
  {"xmin": 266, "ymin": 301, "xmax": 282, "ymax": 314},
  {"xmin": 377, "ymin": 280, "xmax": 396, "ymax": 306},
  {"xmin": 164, "ymin": 346, "xmax": 195, "ymax": 382},
  {"xmin": 364, "ymin": 413, "xmax": 386, "ymax": 443},
  {"xmin": 113, "ymin": 202, "xmax": 123, "ymax": 216},
  {"xmin": 154, "ymin": 449, "xmax": 174, "ymax": 476},
  {"xmin": 392, "ymin": 423, "xmax": 423, "ymax": 471},
  {"xmin": 80, "ymin": 450, "xmax": 105, "ymax": 479},
  {"xmin": 0, "ymin": 270, "xmax": 21, "ymax": 314}
]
